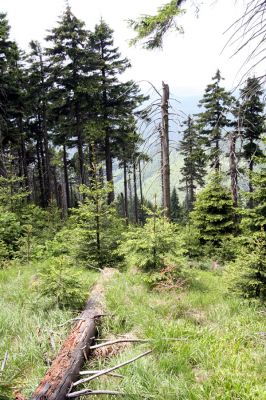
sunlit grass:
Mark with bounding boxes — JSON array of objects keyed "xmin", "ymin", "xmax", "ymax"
[
  {"xmin": 78, "ymin": 269, "xmax": 266, "ymax": 400},
  {"xmin": 0, "ymin": 261, "xmax": 98, "ymax": 398}
]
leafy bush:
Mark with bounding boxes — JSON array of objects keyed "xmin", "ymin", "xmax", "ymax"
[
  {"xmin": 118, "ymin": 209, "xmax": 186, "ymax": 270},
  {"xmin": 39, "ymin": 256, "xmax": 88, "ymax": 309},
  {"xmin": 225, "ymin": 231, "xmax": 266, "ymax": 301}
]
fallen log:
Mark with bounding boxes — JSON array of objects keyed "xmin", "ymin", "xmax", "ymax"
[{"xmin": 29, "ymin": 269, "xmax": 115, "ymax": 400}]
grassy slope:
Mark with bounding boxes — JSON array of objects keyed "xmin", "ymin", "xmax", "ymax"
[
  {"xmin": 81, "ymin": 269, "xmax": 266, "ymax": 400},
  {"xmin": 1, "ymin": 264, "xmax": 265, "ymax": 399},
  {"xmin": 0, "ymin": 262, "xmax": 97, "ymax": 398}
]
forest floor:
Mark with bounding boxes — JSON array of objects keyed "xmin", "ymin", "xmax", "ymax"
[{"xmin": 0, "ymin": 264, "xmax": 265, "ymax": 399}]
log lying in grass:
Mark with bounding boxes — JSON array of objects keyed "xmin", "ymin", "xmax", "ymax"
[{"xmin": 30, "ymin": 269, "xmax": 114, "ymax": 400}]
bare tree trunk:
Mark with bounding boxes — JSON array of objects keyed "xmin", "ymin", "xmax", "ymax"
[
  {"xmin": 63, "ymin": 144, "xmax": 70, "ymax": 209},
  {"xmin": 36, "ymin": 140, "xmax": 45, "ymax": 208},
  {"xmin": 123, "ymin": 161, "xmax": 129, "ymax": 225},
  {"xmin": 133, "ymin": 161, "xmax": 138, "ymax": 224},
  {"xmin": 160, "ymin": 124, "xmax": 164, "ymax": 208},
  {"xmin": 248, "ymin": 139, "xmax": 254, "ymax": 209},
  {"xmin": 39, "ymin": 48, "xmax": 52, "ymax": 204},
  {"xmin": 229, "ymin": 132, "xmax": 238, "ymax": 207},
  {"xmin": 138, "ymin": 159, "xmax": 144, "ymax": 225},
  {"xmin": 128, "ymin": 170, "xmax": 133, "ymax": 223},
  {"xmin": 161, "ymin": 82, "xmax": 171, "ymax": 218},
  {"xmin": 105, "ymin": 132, "xmax": 114, "ymax": 204}
]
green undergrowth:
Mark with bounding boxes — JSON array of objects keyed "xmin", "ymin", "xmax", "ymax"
[
  {"xmin": 80, "ymin": 268, "xmax": 266, "ymax": 400},
  {"xmin": 0, "ymin": 262, "xmax": 98, "ymax": 399}
]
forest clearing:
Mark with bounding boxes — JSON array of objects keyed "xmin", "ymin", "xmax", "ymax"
[{"xmin": 0, "ymin": 0, "xmax": 266, "ymax": 399}]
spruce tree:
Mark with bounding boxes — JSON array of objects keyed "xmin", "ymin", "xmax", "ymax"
[
  {"xmin": 170, "ymin": 187, "xmax": 181, "ymax": 222},
  {"xmin": 239, "ymin": 77, "xmax": 265, "ymax": 205},
  {"xmin": 179, "ymin": 116, "xmax": 206, "ymax": 211},
  {"xmin": 191, "ymin": 174, "xmax": 235, "ymax": 245},
  {"xmin": 26, "ymin": 41, "xmax": 51, "ymax": 206},
  {"xmin": 91, "ymin": 19, "xmax": 144, "ymax": 203},
  {"xmin": 45, "ymin": 5, "xmax": 97, "ymax": 185},
  {"xmin": 197, "ymin": 70, "xmax": 233, "ymax": 171},
  {"xmin": 0, "ymin": 13, "xmax": 13, "ymax": 153}
]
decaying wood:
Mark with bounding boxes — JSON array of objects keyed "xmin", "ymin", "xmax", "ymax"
[
  {"xmin": 30, "ymin": 268, "xmax": 116, "ymax": 400},
  {"xmin": 73, "ymin": 350, "xmax": 152, "ymax": 387}
]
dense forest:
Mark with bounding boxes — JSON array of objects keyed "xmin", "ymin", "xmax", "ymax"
[{"xmin": 0, "ymin": 1, "xmax": 265, "ymax": 399}]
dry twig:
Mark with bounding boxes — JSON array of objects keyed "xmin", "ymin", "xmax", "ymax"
[
  {"xmin": 73, "ymin": 350, "xmax": 152, "ymax": 387},
  {"xmin": 67, "ymin": 389, "xmax": 125, "ymax": 398}
]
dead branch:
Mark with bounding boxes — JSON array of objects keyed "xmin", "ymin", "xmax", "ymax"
[
  {"xmin": 89, "ymin": 338, "xmax": 150, "ymax": 350},
  {"xmin": 80, "ymin": 370, "xmax": 124, "ymax": 378},
  {"xmin": 67, "ymin": 389, "xmax": 125, "ymax": 398},
  {"xmin": 0, "ymin": 351, "xmax": 8, "ymax": 373},
  {"xmin": 73, "ymin": 350, "xmax": 152, "ymax": 387}
]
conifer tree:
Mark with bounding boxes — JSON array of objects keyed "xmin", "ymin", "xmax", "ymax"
[
  {"xmin": 239, "ymin": 77, "xmax": 265, "ymax": 205},
  {"xmin": 197, "ymin": 70, "xmax": 233, "ymax": 171},
  {"xmin": 191, "ymin": 174, "xmax": 235, "ymax": 245},
  {"xmin": 179, "ymin": 116, "xmax": 206, "ymax": 211},
  {"xmin": 91, "ymin": 19, "xmax": 144, "ymax": 203},
  {"xmin": 26, "ymin": 41, "xmax": 51, "ymax": 206},
  {"xmin": 45, "ymin": 5, "xmax": 97, "ymax": 185},
  {"xmin": 170, "ymin": 187, "xmax": 181, "ymax": 222},
  {"xmin": 0, "ymin": 13, "xmax": 13, "ymax": 155}
]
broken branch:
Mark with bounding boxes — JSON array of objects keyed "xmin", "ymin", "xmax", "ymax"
[{"xmin": 73, "ymin": 350, "xmax": 152, "ymax": 387}]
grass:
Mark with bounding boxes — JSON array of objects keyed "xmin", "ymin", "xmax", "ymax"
[
  {"xmin": 0, "ymin": 261, "xmax": 98, "ymax": 399},
  {"xmin": 77, "ymin": 268, "xmax": 266, "ymax": 400},
  {"xmin": 1, "ymin": 262, "xmax": 265, "ymax": 399}
]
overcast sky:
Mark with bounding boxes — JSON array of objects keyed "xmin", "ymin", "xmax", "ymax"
[{"xmin": 0, "ymin": 0, "xmax": 259, "ymax": 100}]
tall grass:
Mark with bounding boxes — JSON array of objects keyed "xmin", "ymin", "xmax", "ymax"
[
  {"xmin": 0, "ymin": 261, "xmax": 97, "ymax": 398},
  {"xmin": 78, "ymin": 269, "xmax": 266, "ymax": 399}
]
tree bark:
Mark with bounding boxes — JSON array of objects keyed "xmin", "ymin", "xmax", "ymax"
[
  {"xmin": 123, "ymin": 161, "xmax": 129, "ymax": 225},
  {"xmin": 63, "ymin": 144, "xmax": 70, "ymax": 209},
  {"xmin": 161, "ymin": 82, "xmax": 171, "ymax": 218},
  {"xmin": 138, "ymin": 159, "xmax": 144, "ymax": 225},
  {"xmin": 105, "ymin": 131, "xmax": 114, "ymax": 204},
  {"xmin": 36, "ymin": 139, "xmax": 45, "ymax": 208},
  {"xmin": 29, "ymin": 286, "xmax": 104, "ymax": 400},
  {"xmin": 229, "ymin": 132, "xmax": 238, "ymax": 207},
  {"xmin": 133, "ymin": 161, "xmax": 138, "ymax": 224}
]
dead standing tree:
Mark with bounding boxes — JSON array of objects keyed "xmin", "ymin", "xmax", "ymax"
[{"xmin": 161, "ymin": 81, "xmax": 171, "ymax": 218}]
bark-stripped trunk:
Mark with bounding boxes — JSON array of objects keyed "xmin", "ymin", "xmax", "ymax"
[{"xmin": 161, "ymin": 82, "xmax": 171, "ymax": 218}]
